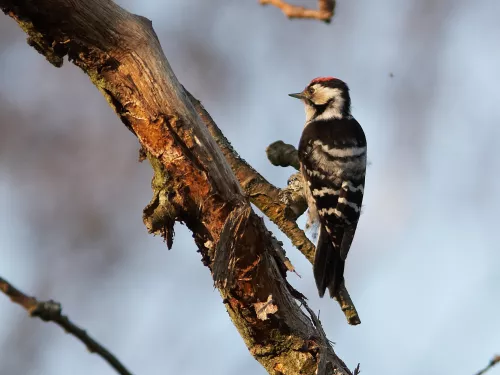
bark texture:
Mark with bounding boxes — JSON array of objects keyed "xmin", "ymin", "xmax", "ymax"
[{"xmin": 0, "ymin": 0, "xmax": 355, "ymax": 373}]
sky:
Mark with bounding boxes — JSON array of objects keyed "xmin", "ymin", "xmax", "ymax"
[{"xmin": 0, "ymin": 0, "xmax": 499, "ymax": 374}]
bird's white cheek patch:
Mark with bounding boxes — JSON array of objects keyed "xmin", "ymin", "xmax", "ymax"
[
  {"xmin": 315, "ymin": 87, "xmax": 342, "ymax": 104},
  {"xmin": 312, "ymin": 91, "xmax": 330, "ymax": 105},
  {"xmin": 304, "ymin": 104, "xmax": 316, "ymax": 123}
]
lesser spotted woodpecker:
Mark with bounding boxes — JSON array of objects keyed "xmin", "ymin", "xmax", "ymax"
[{"xmin": 289, "ymin": 77, "xmax": 367, "ymax": 297}]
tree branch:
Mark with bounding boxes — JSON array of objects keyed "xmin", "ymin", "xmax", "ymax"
[
  {"xmin": 0, "ymin": 0, "xmax": 356, "ymax": 373},
  {"xmin": 267, "ymin": 140, "xmax": 301, "ymax": 170},
  {"xmin": 259, "ymin": 0, "xmax": 335, "ymax": 23},
  {"xmin": 0, "ymin": 277, "xmax": 133, "ymax": 375},
  {"xmin": 474, "ymin": 355, "xmax": 500, "ymax": 375}
]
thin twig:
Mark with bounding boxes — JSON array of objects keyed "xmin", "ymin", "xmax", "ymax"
[
  {"xmin": 259, "ymin": 0, "xmax": 335, "ymax": 23},
  {"xmin": 474, "ymin": 355, "xmax": 500, "ymax": 375},
  {"xmin": 0, "ymin": 276, "xmax": 133, "ymax": 375}
]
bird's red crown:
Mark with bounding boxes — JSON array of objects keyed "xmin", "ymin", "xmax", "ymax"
[{"xmin": 310, "ymin": 76, "xmax": 337, "ymax": 85}]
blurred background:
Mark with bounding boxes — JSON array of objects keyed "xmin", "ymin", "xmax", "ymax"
[{"xmin": 1, "ymin": 0, "xmax": 499, "ymax": 374}]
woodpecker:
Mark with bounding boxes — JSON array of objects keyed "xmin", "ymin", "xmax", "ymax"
[{"xmin": 289, "ymin": 77, "xmax": 367, "ymax": 298}]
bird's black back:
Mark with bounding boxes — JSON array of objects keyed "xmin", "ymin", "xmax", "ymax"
[{"xmin": 298, "ymin": 116, "xmax": 367, "ymax": 296}]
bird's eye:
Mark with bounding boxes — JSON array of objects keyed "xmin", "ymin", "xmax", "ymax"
[{"xmin": 309, "ymin": 87, "xmax": 315, "ymax": 94}]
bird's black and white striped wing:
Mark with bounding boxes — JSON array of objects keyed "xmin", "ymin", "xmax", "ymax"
[{"xmin": 298, "ymin": 117, "xmax": 366, "ymax": 297}]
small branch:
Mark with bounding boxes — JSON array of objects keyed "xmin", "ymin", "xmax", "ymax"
[
  {"xmin": 259, "ymin": 0, "xmax": 335, "ymax": 23},
  {"xmin": 266, "ymin": 140, "xmax": 300, "ymax": 170},
  {"xmin": 474, "ymin": 355, "xmax": 500, "ymax": 375},
  {"xmin": 267, "ymin": 140, "xmax": 300, "ymax": 170},
  {"xmin": 0, "ymin": 277, "xmax": 133, "ymax": 375},
  {"xmin": 189, "ymin": 94, "xmax": 360, "ymax": 325}
]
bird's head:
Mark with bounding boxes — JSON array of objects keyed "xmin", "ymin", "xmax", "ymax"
[{"xmin": 289, "ymin": 77, "xmax": 351, "ymax": 122}]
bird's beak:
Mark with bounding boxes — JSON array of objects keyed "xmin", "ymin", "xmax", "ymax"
[{"xmin": 288, "ymin": 92, "xmax": 306, "ymax": 100}]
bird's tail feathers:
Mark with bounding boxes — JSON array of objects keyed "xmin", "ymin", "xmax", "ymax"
[
  {"xmin": 313, "ymin": 225, "xmax": 344, "ymax": 298},
  {"xmin": 327, "ymin": 259, "xmax": 344, "ymax": 298}
]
